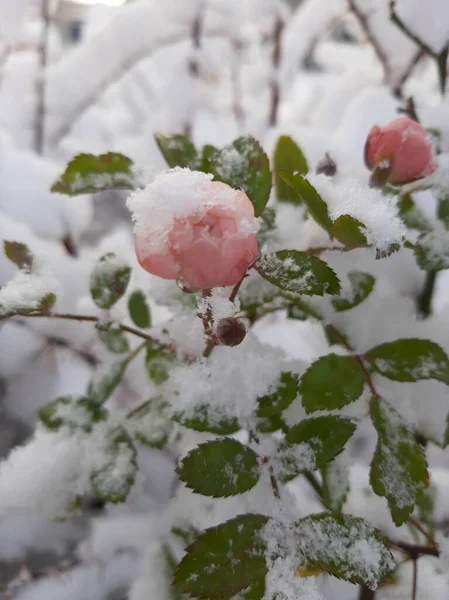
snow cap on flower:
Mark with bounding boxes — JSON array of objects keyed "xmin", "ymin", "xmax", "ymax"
[
  {"xmin": 127, "ymin": 168, "xmax": 259, "ymax": 291},
  {"xmin": 364, "ymin": 117, "xmax": 437, "ymax": 185}
]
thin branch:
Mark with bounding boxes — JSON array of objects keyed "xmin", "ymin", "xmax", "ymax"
[
  {"xmin": 231, "ymin": 38, "xmax": 245, "ymax": 133},
  {"xmin": 392, "ymin": 50, "xmax": 425, "ymax": 99},
  {"xmin": 2, "ymin": 559, "xmax": 82, "ymax": 600},
  {"xmin": 358, "ymin": 586, "xmax": 375, "ymax": 600},
  {"xmin": 184, "ymin": 1, "xmax": 205, "ymax": 139},
  {"xmin": 347, "ymin": 0, "xmax": 391, "ymax": 84},
  {"xmin": 269, "ymin": 16, "xmax": 285, "ymax": 127},
  {"xmin": 34, "ymin": 0, "xmax": 50, "ymax": 155},
  {"xmin": 412, "ymin": 559, "xmax": 418, "ymax": 600}
]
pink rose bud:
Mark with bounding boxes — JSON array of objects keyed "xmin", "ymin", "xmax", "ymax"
[
  {"xmin": 364, "ymin": 117, "xmax": 437, "ymax": 185},
  {"xmin": 216, "ymin": 317, "xmax": 246, "ymax": 347},
  {"xmin": 127, "ymin": 169, "xmax": 259, "ymax": 291}
]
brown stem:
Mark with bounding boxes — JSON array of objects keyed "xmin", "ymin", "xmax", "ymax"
[
  {"xmin": 358, "ymin": 586, "xmax": 376, "ymax": 600},
  {"xmin": 231, "ymin": 39, "xmax": 245, "ymax": 132},
  {"xmin": 409, "ymin": 517, "xmax": 436, "ymax": 546},
  {"xmin": 35, "ymin": 0, "xmax": 50, "ymax": 155},
  {"xmin": 391, "ymin": 540, "xmax": 439, "ymax": 558},
  {"xmin": 412, "ymin": 558, "xmax": 418, "ymax": 600},
  {"xmin": 269, "ymin": 17, "xmax": 284, "ymax": 127},
  {"xmin": 348, "ymin": 0, "xmax": 392, "ymax": 84},
  {"xmin": 184, "ymin": 2, "xmax": 204, "ymax": 139}
]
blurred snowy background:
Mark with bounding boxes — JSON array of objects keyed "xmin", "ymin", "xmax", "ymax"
[{"xmin": 1, "ymin": 0, "xmax": 449, "ymax": 599}]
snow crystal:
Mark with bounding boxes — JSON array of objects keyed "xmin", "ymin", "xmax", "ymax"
[
  {"xmin": 308, "ymin": 174, "xmax": 406, "ymax": 252},
  {"xmin": 126, "ymin": 167, "xmax": 259, "ymax": 253},
  {"xmin": 197, "ymin": 288, "xmax": 236, "ymax": 328},
  {"xmin": 166, "ymin": 333, "xmax": 287, "ymax": 424}
]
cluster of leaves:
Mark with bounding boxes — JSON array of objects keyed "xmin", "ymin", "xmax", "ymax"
[{"xmin": 3, "ymin": 129, "xmax": 448, "ymax": 598}]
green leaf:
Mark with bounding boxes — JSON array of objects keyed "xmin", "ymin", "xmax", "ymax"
[
  {"xmin": 256, "ymin": 372, "xmax": 300, "ymax": 419},
  {"xmin": 299, "ymin": 354, "xmax": 365, "ymax": 412},
  {"xmin": 332, "ymin": 215, "xmax": 369, "ymax": 249},
  {"xmin": 286, "ymin": 297, "xmax": 323, "ymax": 321},
  {"xmin": 174, "ymin": 404, "xmax": 240, "ymax": 436},
  {"xmin": 0, "ymin": 287, "xmax": 56, "ymax": 318},
  {"xmin": 332, "ymin": 271, "xmax": 375, "ymax": 312},
  {"xmin": 162, "ymin": 544, "xmax": 186, "ymax": 600},
  {"xmin": 398, "ymin": 195, "xmax": 432, "ymax": 232},
  {"xmin": 128, "ymin": 290, "xmax": 151, "ymax": 329},
  {"xmin": 155, "ymin": 134, "xmax": 200, "ymax": 169},
  {"xmin": 279, "ymin": 173, "xmax": 332, "ymax": 233},
  {"xmin": 255, "ymin": 250, "xmax": 341, "ymax": 296},
  {"xmin": 414, "ymin": 230, "xmax": 449, "ymax": 271},
  {"xmin": 232, "ymin": 579, "xmax": 265, "ymax": 600},
  {"xmin": 39, "ymin": 395, "xmax": 107, "ymax": 432},
  {"xmin": 87, "ymin": 358, "xmax": 129, "ymax": 404},
  {"xmin": 4, "ymin": 240, "xmax": 33, "ymax": 270},
  {"xmin": 90, "ymin": 253, "xmax": 131, "ymax": 309},
  {"xmin": 274, "ymin": 136, "xmax": 308, "ymax": 204},
  {"xmin": 293, "ymin": 513, "xmax": 395, "ymax": 588},
  {"xmin": 370, "ymin": 397, "xmax": 429, "ymax": 525},
  {"xmin": 207, "ymin": 136, "xmax": 272, "ymax": 216},
  {"xmin": 51, "ymin": 152, "xmax": 136, "ymax": 196},
  {"xmin": 366, "ymin": 338, "xmax": 449, "ymax": 385},
  {"xmin": 145, "ymin": 341, "xmax": 176, "ymax": 384},
  {"xmin": 97, "ymin": 325, "xmax": 130, "ymax": 354},
  {"xmin": 286, "ymin": 416, "xmax": 356, "ymax": 469},
  {"xmin": 127, "ymin": 397, "xmax": 173, "ymax": 449},
  {"xmin": 90, "ymin": 428, "xmax": 137, "ymax": 504},
  {"xmin": 177, "ymin": 439, "xmax": 260, "ymax": 498},
  {"xmin": 321, "ymin": 456, "xmax": 349, "ymax": 513},
  {"xmin": 174, "ymin": 514, "xmax": 268, "ymax": 599},
  {"xmin": 438, "ymin": 197, "xmax": 449, "ymax": 230}
]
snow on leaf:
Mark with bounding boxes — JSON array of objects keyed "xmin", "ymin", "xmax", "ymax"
[
  {"xmin": 90, "ymin": 252, "xmax": 131, "ymax": 310},
  {"xmin": 370, "ymin": 397, "xmax": 429, "ymax": 526},
  {"xmin": 321, "ymin": 453, "xmax": 350, "ymax": 513},
  {"xmin": 97, "ymin": 324, "xmax": 130, "ymax": 354},
  {"xmin": 292, "ymin": 513, "xmax": 395, "ymax": 589},
  {"xmin": 176, "ymin": 438, "xmax": 260, "ymax": 498},
  {"xmin": 255, "ymin": 250, "xmax": 341, "ymax": 296},
  {"xmin": 414, "ymin": 227, "xmax": 449, "ymax": 271},
  {"xmin": 51, "ymin": 152, "xmax": 137, "ymax": 196},
  {"xmin": 206, "ymin": 136, "xmax": 272, "ymax": 217},
  {"xmin": 366, "ymin": 338, "xmax": 449, "ymax": 385},
  {"xmin": 87, "ymin": 358, "xmax": 129, "ymax": 404},
  {"xmin": 0, "ymin": 265, "xmax": 60, "ymax": 318},
  {"xmin": 127, "ymin": 397, "xmax": 173, "ymax": 449},
  {"xmin": 90, "ymin": 427, "xmax": 137, "ymax": 504},
  {"xmin": 331, "ymin": 215, "xmax": 369, "ymax": 249},
  {"xmin": 174, "ymin": 514, "xmax": 268, "ymax": 600},
  {"xmin": 39, "ymin": 395, "xmax": 108, "ymax": 433}
]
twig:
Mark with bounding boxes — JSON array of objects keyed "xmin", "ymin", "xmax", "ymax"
[
  {"xmin": 358, "ymin": 586, "xmax": 375, "ymax": 600},
  {"xmin": 391, "ymin": 540, "xmax": 439, "ymax": 558},
  {"xmin": 417, "ymin": 271, "xmax": 437, "ymax": 318},
  {"xmin": 409, "ymin": 517, "xmax": 436, "ymax": 546},
  {"xmin": 184, "ymin": 1, "xmax": 204, "ymax": 139},
  {"xmin": 392, "ymin": 50, "xmax": 425, "ymax": 99},
  {"xmin": 347, "ymin": 0, "xmax": 392, "ymax": 84},
  {"xmin": 231, "ymin": 38, "xmax": 245, "ymax": 133},
  {"xmin": 269, "ymin": 16, "xmax": 284, "ymax": 127},
  {"xmin": 17, "ymin": 311, "xmax": 172, "ymax": 347},
  {"xmin": 34, "ymin": 0, "xmax": 50, "ymax": 155}
]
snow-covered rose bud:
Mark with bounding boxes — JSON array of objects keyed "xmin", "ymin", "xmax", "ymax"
[
  {"xmin": 364, "ymin": 117, "xmax": 437, "ymax": 185},
  {"xmin": 216, "ymin": 317, "xmax": 246, "ymax": 347},
  {"xmin": 127, "ymin": 169, "xmax": 259, "ymax": 291}
]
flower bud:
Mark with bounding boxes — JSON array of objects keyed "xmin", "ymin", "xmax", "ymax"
[{"xmin": 216, "ymin": 317, "xmax": 246, "ymax": 347}]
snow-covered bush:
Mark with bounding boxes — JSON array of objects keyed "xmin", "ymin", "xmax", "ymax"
[{"xmin": 2, "ymin": 1, "xmax": 449, "ymax": 600}]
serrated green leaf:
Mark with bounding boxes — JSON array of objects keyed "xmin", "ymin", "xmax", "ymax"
[
  {"xmin": 299, "ymin": 354, "xmax": 365, "ymax": 412},
  {"xmin": 279, "ymin": 173, "xmax": 332, "ymax": 233},
  {"xmin": 414, "ymin": 230, "xmax": 449, "ymax": 271},
  {"xmin": 274, "ymin": 136, "xmax": 308, "ymax": 204},
  {"xmin": 332, "ymin": 215, "xmax": 369, "ymax": 249},
  {"xmin": 174, "ymin": 404, "xmax": 240, "ymax": 436},
  {"xmin": 231, "ymin": 579, "xmax": 265, "ymax": 600},
  {"xmin": 39, "ymin": 395, "xmax": 107, "ymax": 432},
  {"xmin": 163, "ymin": 544, "xmax": 187, "ymax": 600},
  {"xmin": 174, "ymin": 514, "xmax": 268, "ymax": 599},
  {"xmin": 51, "ymin": 152, "xmax": 136, "ymax": 195},
  {"xmin": 155, "ymin": 134, "xmax": 200, "ymax": 169},
  {"xmin": 97, "ymin": 325, "xmax": 130, "ymax": 354},
  {"xmin": 4, "ymin": 240, "xmax": 33, "ymax": 270},
  {"xmin": 286, "ymin": 416, "xmax": 356, "ymax": 469},
  {"xmin": 128, "ymin": 290, "xmax": 151, "ymax": 328},
  {"xmin": 90, "ymin": 428, "xmax": 137, "ymax": 504},
  {"xmin": 90, "ymin": 253, "xmax": 131, "ymax": 309},
  {"xmin": 127, "ymin": 397, "xmax": 173, "ymax": 449},
  {"xmin": 332, "ymin": 271, "xmax": 375, "ymax": 312},
  {"xmin": 321, "ymin": 456, "xmax": 349, "ymax": 513},
  {"xmin": 370, "ymin": 397, "xmax": 428, "ymax": 526},
  {"xmin": 366, "ymin": 338, "xmax": 449, "ymax": 385},
  {"xmin": 207, "ymin": 136, "xmax": 272, "ymax": 217},
  {"xmin": 177, "ymin": 438, "xmax": 260, "ymax": 498},
  {"xmin": 145, "ymin": 341, "xmax": 176, "ymax": 384},
  {"xmin": 293, "ymin": 513, "xmax": 395, "ymax": 588},
  {"xmin": 398, "ymin": 195, "xmax": 432, "ymax": 232},
  {"xmin": 87, "ymin": 359, "xmax": 129, "ymax": 404},
  {"xmin": 255, "ymin": 250, "xmax": 341, "ymax": 296},
  {"xmin": 256, "ymin": 372, "xmax": 300, "ymax": 419}
]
